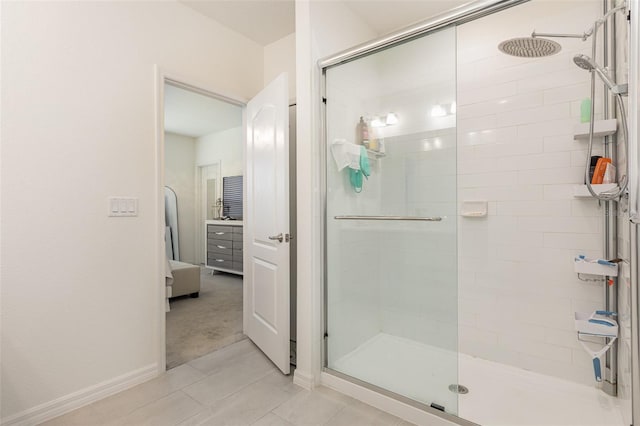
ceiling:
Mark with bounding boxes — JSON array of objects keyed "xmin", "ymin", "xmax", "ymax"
[
  {"xmin": 179, "ymin": 0, "xmax": 471, "ymax": 47},
  {"xmin": 164, "ymin": 84, "xmax": 243, "ymax": 138},
  {"xmin": 343, "ymin": 0, "xmax": 472, "ymax": 35},
  {"xmin": 180, "ymin": 0, "xmax": 295, "ymax": 46}
]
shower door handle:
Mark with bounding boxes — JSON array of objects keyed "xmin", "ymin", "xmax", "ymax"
[{"xmin": 334, "ymin": 215, "xmax": 443, "ymax": 221}]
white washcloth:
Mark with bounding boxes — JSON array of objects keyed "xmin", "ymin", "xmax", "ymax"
[{"xmin": 330, "ymin": 139, "xmax": 362, "ymax": 171}]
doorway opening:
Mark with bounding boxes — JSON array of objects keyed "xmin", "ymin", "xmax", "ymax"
[
  {"xmin": 156, "ymin": 72, "xmax": 296, "ymax": 377},
  {"xmin": 162, "ymin": 79, "xmax": 246, "ymax": 369}
]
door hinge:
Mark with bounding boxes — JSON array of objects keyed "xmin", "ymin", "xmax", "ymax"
[
  {"xmin": 322, "ymin": 97, "xmax": 327, "ymax": 104},
  {"xmin": 285, "ymin": 233, "xmax": 293, "ymax": 242}
]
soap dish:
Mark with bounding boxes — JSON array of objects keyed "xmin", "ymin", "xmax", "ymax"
[{"xmin": 461, "ymin": 201, "xmax": 488, "ymax": 218}]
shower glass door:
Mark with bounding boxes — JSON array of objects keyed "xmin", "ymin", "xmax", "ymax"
[{"xmin": 324, "ymin": 26, "xmax": 458, "ymax": 414}]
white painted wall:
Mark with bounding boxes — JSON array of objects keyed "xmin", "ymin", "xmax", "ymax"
[
  {"xmin": 0, "ymin": 0, "xmax": 263, "ymax": 421},
  {"xmin": 264, "ymin": 33, "xmax": 296, "ymax": 100},
  {"xmin": 165, "ymin": 132, "xmax": 197, "ymax": 264},
  {"xmin": 294, "ymin": 0, "xmax": 377, "ymax": 388},
  {"xmin": 456, "ymin": 0, "xmax": 607, "ymax": 385},
  {"xmin": 196, "ymin": 127, "xmax": 243, "ymax": 178}
]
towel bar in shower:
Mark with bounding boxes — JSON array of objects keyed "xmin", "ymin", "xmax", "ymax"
[{"xmin": 333, "ymin": 215, "xmax": 443, "ymax": 221}]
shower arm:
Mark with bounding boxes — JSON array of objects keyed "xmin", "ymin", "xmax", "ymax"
[
  {"xmin": 531, "ymin": 2, "xmax": 627, "ymax": 42},
  {"xmin": 531, "ymin": 31, "xmax": 590, "ymax": 41}
]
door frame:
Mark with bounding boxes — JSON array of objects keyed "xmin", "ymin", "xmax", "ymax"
[
  {"xmin": 154, "ymin": 66, "xmax": 247, "ymax": 373},
  {"xmin": 195, "ymin": 161, "xmax": 222, "ymax": 265}
]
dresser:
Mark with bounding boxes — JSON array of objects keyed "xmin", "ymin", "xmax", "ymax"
[{"xmin": 205, "ymin": 220, "xmax": 243, "ymax": 275}]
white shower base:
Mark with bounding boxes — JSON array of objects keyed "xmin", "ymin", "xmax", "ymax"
[{"xmin": 331, "ymin": 333, "xmax": 624, "ymax": 426}]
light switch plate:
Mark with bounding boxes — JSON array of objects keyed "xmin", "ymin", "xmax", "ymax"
[{"xmin": 108, "ymin": 197, "xmax": 138, "ymax": 217}]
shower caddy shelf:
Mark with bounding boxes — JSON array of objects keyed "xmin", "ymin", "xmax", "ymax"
[
  {"xmin": 573, "ymin": 118, "xmax": 617, "ymax": 140},
  {"xmin": 574, "ymin": 255, "xmax": 618, "ymax": 277},
  {"xmin": 573, "ymin": 184, "xmax": 619, "ymax": 198},
  {"xmin": 571, "ymin": 119, "xmax": 619, "ymax": 198}
]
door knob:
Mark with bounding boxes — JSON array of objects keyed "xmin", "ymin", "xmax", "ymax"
[{"xmin": 268, "ymin": 233, "xmax": 284, "ymax": 243}]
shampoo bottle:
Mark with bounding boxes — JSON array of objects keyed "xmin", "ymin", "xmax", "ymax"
[{"xmin": 357, "ymin": 116, "xmax": 369, "ymax": 147}]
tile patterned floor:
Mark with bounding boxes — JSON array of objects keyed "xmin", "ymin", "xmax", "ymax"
[{"xmin": 43, "ymin": 340, "xmax": 408, "ymax": 426}]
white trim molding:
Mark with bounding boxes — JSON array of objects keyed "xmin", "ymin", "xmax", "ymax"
[
  {"xmin": 1, "ymin": 364, "xmax": 158, "ymax": 426},
  {"xmin": 293, "ymin": 369, "xmax": 316, "ymax": 390},
  {"xmin": 154, "ymin": 65, "xmax": 248, "ymax": 375}
]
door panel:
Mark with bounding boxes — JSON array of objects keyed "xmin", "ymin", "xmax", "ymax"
[
  {"xmin": 324, "ymin": 27, "xmax": 458, "ymax": 412},
  {"xmin": 245, "ymin": 73, "xmax": 290, "ymax": 374}
]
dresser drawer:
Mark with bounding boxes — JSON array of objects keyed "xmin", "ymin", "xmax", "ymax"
[
  {"xmin": 208, "ymin": 238, "xmax": 233, "ymax": 248},
  {"xmin": 232, "ymin": 233, "xmax": 243, "ymax": 243},
  {"xmin": 207, "ymin": 252, "xmax": 233, "ymax": 262},
  {"xmin": 208, "ymin": 243, "xmax": 233, "ymax": 256},
  {"xmin": 232, "ymin": 261, "xmax": 244, "ymax": 272},
  {"xmin": 208, "ymin": 229, "xmax": 233, "ymax": 240},
  {"xmin": 232, "ymin": 226, "xmax": 243, "ymax": 234},
  {"xmin": 207, "ymin": 225, "xmax": 233, "ymax": 233},
  {"xmin": 207, "ymin": 257, "xmax": 234, "ymax": 269}
]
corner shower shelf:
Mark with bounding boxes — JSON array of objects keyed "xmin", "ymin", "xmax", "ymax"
[
  {"xmin": 366, "ymin": 149, "xmax": 386, "ymax": 159},
  {"xmin": 573, "ymin": 184, "xmax": 619, "ymax": 198},
  {"xmin": 573, "ymin": 119, "xmax": 617, "ymax": 140}
]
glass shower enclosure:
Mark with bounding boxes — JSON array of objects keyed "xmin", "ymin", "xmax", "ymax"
[{"xmin": 324, "ymin": 27, "xmax": 459, "ymax": 413}]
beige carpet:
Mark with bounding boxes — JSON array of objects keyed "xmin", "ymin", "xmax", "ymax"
[{"xmin": 166, "ymin": 267, "xmax": 245, "ymax": 369}]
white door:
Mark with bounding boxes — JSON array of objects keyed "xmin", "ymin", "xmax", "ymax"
[{"xmin": 244, "ymin": 73, "xmax": 290, "ymax": 374}]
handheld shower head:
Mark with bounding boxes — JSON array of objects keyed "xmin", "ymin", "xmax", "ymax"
[
  {"xmin": 573, "ymin": 54, "xmax": 620, "ymax": 92},
  {"xmin": 573, "ymin": 54, "xmax": 595, "ymax": 70}
]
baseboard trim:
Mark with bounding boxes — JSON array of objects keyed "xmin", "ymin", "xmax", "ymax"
[
  {"xmin": 1, "ymin": 363, "xmax": 159, "ymax": 426},
  {"xmin": 293, "ymin": 369, "xmax": 316, "ymax": 390}
]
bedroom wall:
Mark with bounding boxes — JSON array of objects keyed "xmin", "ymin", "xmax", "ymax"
[
  {"xmin": 0, "ymin": 1, "xmax": 263, "ymax": 422},
  {"xmin": 165, "ymin": 132, "xmax": 197, "ymax": 264},
  {"xmin": 196, "ymin": 126, "xmax": 243, "ymax": 178}
]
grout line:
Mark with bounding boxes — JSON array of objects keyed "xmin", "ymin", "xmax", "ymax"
[{"xmin": 319, "ymin": 404, "xmax": 349, "ymax": 426}]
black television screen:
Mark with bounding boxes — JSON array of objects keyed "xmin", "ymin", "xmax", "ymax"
[{"xmin": 223, "ymin": 175, "xmax": 243, "ymax": 220}]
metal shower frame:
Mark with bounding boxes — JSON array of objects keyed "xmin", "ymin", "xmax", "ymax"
[{"xmin": 317, "ymin": 0, "xmax": 640, "ymax": 424}]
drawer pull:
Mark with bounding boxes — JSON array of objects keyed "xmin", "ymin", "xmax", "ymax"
[
  {"xmin": 215, "ymin": 259, "xmax": 225, "ymax": 263},
  {"xmin": 217, "ymin": 245, "xmax": 227, "ymax": 249},
  {"xmin": 215, "ymin": 232, "xmax": 225, "ymax": 235}
]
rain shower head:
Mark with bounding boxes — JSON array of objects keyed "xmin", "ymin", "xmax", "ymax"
[
  {"xmin": 573, "ymin": 54, "xmax": 619, "ymax": 92},
  {"xmin": 498, "ymin": 37, "xmax": 561, "ymax": 58}
]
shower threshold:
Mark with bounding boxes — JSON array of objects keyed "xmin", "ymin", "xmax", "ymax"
[{"xmin": 331, "ymin": 333, "xmax": 625, "ymax": 426}]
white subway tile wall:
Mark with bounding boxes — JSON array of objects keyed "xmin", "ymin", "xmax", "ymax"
[{"xmin": 457, "ymin": 0, "xmax": 608, "ymax": 385}]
